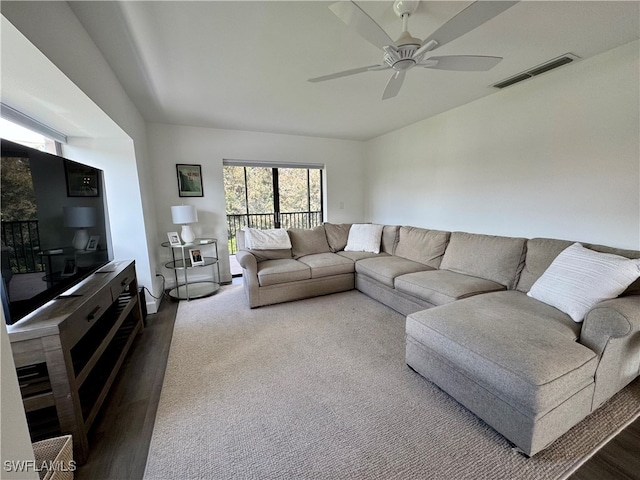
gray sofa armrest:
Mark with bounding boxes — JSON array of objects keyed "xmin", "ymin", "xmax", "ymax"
[
  {"xmin": 236, "ymin": 250, "xmax": 257, "ymax": 272},
  {"xmin": 235, "ymin": 250, "xmax": 260, "ymax": 308},
  {"xmin": 579, "ymin": 295, "xmax": 640, "ymax": 409}
]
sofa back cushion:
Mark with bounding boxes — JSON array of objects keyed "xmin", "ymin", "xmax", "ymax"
[
  {"xmin": 394, "ymin": 226, "xmax": 450, "ymax": 269},
  {"xmin": 381, "ymin": 225, "xmax": 400, "ymax": 254},
  {"xmin": 440, "ymin": 232, "xmax": 526, "ymax": 289},
  {"xmin": 324, "ymin": 223, "xmax": 352, "ymax": 252},
  {"xmin": 288, "ymin": 226, "xmax": 332, "ymax": 259},
  {"xmin": 237, "ymin": 229, "xmax": 292, "ymax": 262},
  {"xmin": 517, "ymin": 238, "xmax": 640, "ymax": 294}
]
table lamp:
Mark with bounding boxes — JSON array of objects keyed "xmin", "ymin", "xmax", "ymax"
[
  {"xmin": 63, "ymin": 206, "xmax": 97, "ymax": 250},
  {"xmin": 171, "ymin": 205, "xmax": 198, "ymax": 243}
]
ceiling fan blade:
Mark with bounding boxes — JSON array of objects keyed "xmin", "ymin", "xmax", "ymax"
[
  {"xmin": 420, "ymin": 1, "xmax": 518, "ymax": 51},
  {"xmin": 368, "ymin": 64, "xmax": 392, "ymax": 72},
  {"xmin": 419, "ymin": 55, "xmax": 503, "ymax": 71},
  {"xmin": 382, "ymin": 71, "xmax": 406, "ymax": 100},
  {"xmin": 329, "ymin": 1, "xmax": 395, "ymax": 50},
  {"xmin": 308, "ymin": 65, "xmax": 383, "ymax": 83}
]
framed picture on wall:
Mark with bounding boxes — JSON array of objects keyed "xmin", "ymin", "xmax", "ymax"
[
  {"xmin": 176, "ymin": 164, "xmax": 204, "ymax": 197},
  {"xmin": 65, "ymin": 160, "xmax": 100, "ymax": 197}
]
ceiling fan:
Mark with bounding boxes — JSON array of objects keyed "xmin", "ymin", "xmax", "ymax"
[{"xmin": 309, "ymin": 0, "xmax": 518, "ymax": 100}]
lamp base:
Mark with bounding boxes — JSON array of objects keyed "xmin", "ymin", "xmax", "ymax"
[
  {"xmin": 180, "ymin": 225, "xmax": 196, "ymax": 243},
  {"xmin": 72, "ymin": 229, "xmax": 90, "ymax": 250}
]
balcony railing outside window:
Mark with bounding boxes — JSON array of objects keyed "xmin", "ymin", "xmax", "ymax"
[
  {"xmin": 227, "ymin": 211, "xmax": 322, "ymax": 254},
  {"xmin": 1, "ymin": 220, "xmax": 43, "ymax": 273}
]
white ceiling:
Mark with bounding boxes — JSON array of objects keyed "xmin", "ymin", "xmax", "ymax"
[{"xmin": 68, "ymin": 1, "xmax": 640, "ymax": 141}]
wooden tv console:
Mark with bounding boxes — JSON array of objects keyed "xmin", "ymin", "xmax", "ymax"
[{"xmin": 7, "ymin": 260, "xmax": 144, "ymax": 464}]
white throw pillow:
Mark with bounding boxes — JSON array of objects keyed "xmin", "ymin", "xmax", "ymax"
[
  {"xmin": 244, "ymin": 228, "xmax": 292, "ymax": 250},
  {"xmin": 527, "ymin": 243, "xmax": 640, "ymax": 322},
  {"xmin": 344, "ymin": 224, "xmax": 384, "ymax": 254}
]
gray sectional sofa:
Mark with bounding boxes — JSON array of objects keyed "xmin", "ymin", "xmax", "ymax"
[{"xmin": 235, "ymin": 223, "xmax": 640, "ymax": 456}]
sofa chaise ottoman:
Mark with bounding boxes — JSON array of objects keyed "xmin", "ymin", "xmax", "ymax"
[{"xmin": 406, "ymin": 238, "xmax": 640, "ymax": 456}]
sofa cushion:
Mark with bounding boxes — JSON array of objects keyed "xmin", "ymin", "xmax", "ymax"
[
  {"xmin": 323, "ymin": 223, "xmax": 351, "ymax": 252},
  {"xmin": 395, "ymin": 270, "xmax": 505, "ymax": 306},
  {"xmin": 356, "ymin": 256, "xmax": 433, "ymax": 288},
  {"xmin": 516, "ymin": 238, "xmax": 573, "ymax": 293},
  {"xmin": 528, "ymin": 243, "xmax": 640, "ymax": 322},
  {"xmin": 244, "ymin": 227, "xmax": 292, "ymax": 249},
  {"xmin": 288, "ymin": 226, "xmax": 332, "ymax": 259},
  {"xmin": 237, "ymin": 230, "xmax": 292, "ymax": 262},
  {"xmin": 257, "ymin": 259, "xmax": 311, "ymax": 286},
  {"xmin": 381, "ymin": 225, "xmax": 400, "ymax": 254},
  {"xmin": 517, "ymin": 237, "xmax": 640, "ymax": 295},
  {"xmin": 439, "ymin": 232, "xmax": 526, "ymax": 289},
  {"xmin": 345, "ymin": 224, "xmax": 384, "ymax": 253},
  {"xmin": 406, "ymin": 291, "xmax": 596, "ymax": 418},
  {"xmin": 394, "ymin": 227, "xmax": 450, "ymax": 269},
  {"xmin": 297, "ymin": 253, "xmax": 355, "ymax": 279},
  {"xmin": 583, "ymin": 243, "xmax": 640, "ymax": 295},
  {"xmin": 336, "ymin": 251, "xmax": 389, "ymax": 262}
]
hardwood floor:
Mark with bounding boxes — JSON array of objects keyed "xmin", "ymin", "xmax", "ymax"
[
  {"xmin": 75, "ymin": 294, "xmax": 640, "ymax": 480},
  {"xmin": 570, "ymin": 417, "xmax": 640, "ymax": 480},
  {"xmin": 75, "ymin": 297, "xmax": 178, "ymax": 480}
]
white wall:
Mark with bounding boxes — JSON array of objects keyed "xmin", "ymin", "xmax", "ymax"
[
  {"xmin": 147, "ymin": 124, "xmax": 366, "ymax": 283},
  {"xmin": 365, "ymin": 40, "xmax": 640, "ymax": 250}
]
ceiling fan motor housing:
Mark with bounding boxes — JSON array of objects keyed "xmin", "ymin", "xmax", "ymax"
[{"xmin": 385, "ymin": 31, "xmax": 422, "ymax": 71}]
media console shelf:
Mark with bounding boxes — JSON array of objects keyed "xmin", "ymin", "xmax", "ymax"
[{"xmin": 7, "ymin": 260, "xmax": 144, "ymax": 464}]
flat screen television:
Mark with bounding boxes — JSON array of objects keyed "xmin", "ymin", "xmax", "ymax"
[{"xmin": 1, "ymin": 139, "xmax": 111, "ymax": 324}]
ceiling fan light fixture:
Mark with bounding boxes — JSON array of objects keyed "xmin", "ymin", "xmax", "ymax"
[{"xmin": 392, "ymin": 59, "xmax": 416, "ymax": 71}]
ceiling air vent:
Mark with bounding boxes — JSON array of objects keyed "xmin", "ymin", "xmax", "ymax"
[{"xmin": 493, "ymin": 54, "xmax": 580, "ymax": 89}]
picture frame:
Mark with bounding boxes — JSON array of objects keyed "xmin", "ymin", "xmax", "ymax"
[
  {"xmin": 86, "ymin": 235, "xmax": 100, "ymax": 251},
  {"xmin": 60, "ymin": 258, "xmax": 77, "ymax": 277},
  {"xmin": 65, "ymin": 160, "xmax": 100, "ymax": 197},
  {"xmin": 189, "ymin": 248, "xmax": 205, "ymax": 266},
  {"xmin": 167, "ymin": 231, "xmax": 182, "ymax": 246},
  {"xmin": 176, "ymin": 164, "xmax": 204, "ymax": 197}
]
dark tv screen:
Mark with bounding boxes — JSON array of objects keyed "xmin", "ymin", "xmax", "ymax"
[{"xmin": 1, "ymin": 139, "xmax": 111, "ymax": 324}]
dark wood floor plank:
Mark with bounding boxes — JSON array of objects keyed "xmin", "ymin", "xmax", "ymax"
[
  {"xmin": 75, "ymin": 298, "xmax": 178, "ymax": 480},
  {"xmin": 570, "ymin": 417, "xmax": 640, "ymax": 480},
  {"xmin": 74, "ymin": 293, "xmax": 639, "ymax": 480}
]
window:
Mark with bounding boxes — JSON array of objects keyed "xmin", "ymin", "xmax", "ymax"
[
  {"xmin": 0, "ymin": 118, "xmax": 59, "ymax": 154},
  {"xmin": 223, "ymin": 163, "xmax": 324, "ymax": 254}
]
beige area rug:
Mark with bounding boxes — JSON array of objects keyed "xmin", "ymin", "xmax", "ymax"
[{"xmin": 143, "ymin": 285, "xmax": 640, "ymax": 480}]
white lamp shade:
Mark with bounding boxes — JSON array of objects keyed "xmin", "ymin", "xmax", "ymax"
[
  {"xmin": 63, "ymin": 206, "xmax": 97, "ymax": 228},
  {"xmin": 171, "ymin": 205, "xmax": 198, "ymax": 224}
]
